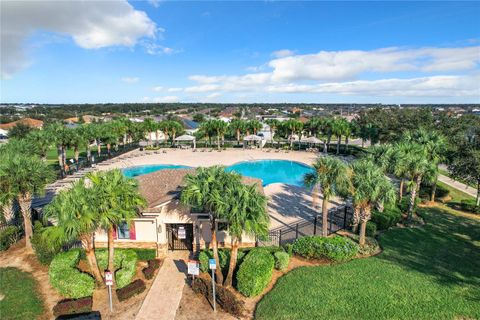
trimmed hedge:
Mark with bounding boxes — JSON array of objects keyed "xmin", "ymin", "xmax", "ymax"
[
  {"xmin": 371, "ymin": 206, "xmax": 402, "ymax": 230},
  {"xmin": 52, "ymin": 297, "xmax": 93, "ymax": 317},
  {"xmin": 192, "ymin": 276, "xmax": 245, "ymax": 317},
  {"xmin": 31, "ymin": 222, "xmax": 62, "ymax": 265},
  {"xmin": 116, "ymin": 279, "xmax": 146, "ymax": 302},
  {"xmin": 0, "ymin": 225, "xmax": 22, "ymax": 251},
  {"xmin": 292, "ymin": 235, "xmax": 359, "ymax": 262},
  {"xmin": 49, "ymin": 250, "xmax": 95, "ymax": 299},
  {"xmin": 134, "ymin": 248, "xmax": 157, "ymax": 261},
  {"xmin": 236, "ymin": 249, "xmax": 275, "ymax": 297},
  {"xmin": 95, "ymin": 249, "xmax": 138, "ymax": 289},
  {"xmin": 274, "ymin": 251, "xmax": 290, "ymax": 271}
]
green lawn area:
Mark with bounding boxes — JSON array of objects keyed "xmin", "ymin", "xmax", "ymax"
[
  {"xmin": 255, "ymin": 207, "xmax": 480, "ymax": 320},
  {"xmin": 0, "ymin": 267, "xmax": 45, "ymax": 319},
  {"xmin": 438, "ymin": 181, "xmax": 475, "ymax": 203}
]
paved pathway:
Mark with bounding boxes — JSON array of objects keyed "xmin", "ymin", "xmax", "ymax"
[
  {"xmin": 136, "ymin": 251, "xmax": 189, "ymax": 320},
  {"xmin": 438, "ymin": 174, "xmax": 477, "ymax": 199}
]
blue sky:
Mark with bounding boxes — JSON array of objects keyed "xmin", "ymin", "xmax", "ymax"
[{"xmin": 1, "ymin": 1, "xmax": 479, "ymax": 104}]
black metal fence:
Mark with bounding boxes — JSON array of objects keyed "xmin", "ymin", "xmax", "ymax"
[{"xmin": 257, "ymin": 205, "xmax": 353, "ymax": 247}]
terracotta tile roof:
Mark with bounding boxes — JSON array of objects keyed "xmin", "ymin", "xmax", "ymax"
[
  {"xmin": 0, "ymin": 118, "xmax": 44, "ymax": 130},
  {"xmin": 136, "ymin": 168, "xmax": 264, "ymax": 209}
]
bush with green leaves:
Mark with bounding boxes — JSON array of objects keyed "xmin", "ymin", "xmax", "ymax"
[
  {"xmin": 419, "ymin": 184, "xmax": 450, "ymax": 200},
  {"xmin": 399, "ymin": 196, "xmax": 420, "ymax": 213},
  {"xmin": 95, "ymin": 249, "xmax": 138, "ymax": 288},
  {"xmin": 133, "ymin": 248, "xmax": 156, "ymax": 261},
  {"xmin": 49, "ymin": 250, "xmax": 95, "ymax": 298},
  {"xmin": 198, "ymin": 249, "xmax": 231, "ymax": 273},
  {"xmin": 31, "ymin": 222, "xmax": 62, "ymax": 265},
  {"xmin": 460, "ymin": 199, "xmax": 480, "ymax": 214},
  {"xmin": 0, "ymin": 225, "xmax": 22, "ymax": 251},
  {"xmin": 365, "ymin": 221, "xmax": 377, "ymax": 237},
  {"xmin": 236, "ymin": 249, "xmax": 275, "ymax": 297},
  {"xmin": 292, "ymin": 235, "xmax": 359, "ymax": 262},
  {"xmin": 283, "ymin": 243, "xmax": 294, "ymax": 256},
  {"xmin": 274, "ymin": 251, "xmax": 290, "ymax": 271},
  {"xmin": 371, "ymin": 206, "xmax": 402, "ymax": 230}
]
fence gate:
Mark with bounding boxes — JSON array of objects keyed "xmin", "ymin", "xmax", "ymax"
[{"xmin": 166, "ymin": 224, "xmax": 194, "ymax": 251}]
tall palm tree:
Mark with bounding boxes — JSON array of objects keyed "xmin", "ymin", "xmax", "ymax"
[
  {"xmin": 169, "ymin": 121, "xmax": 184, "ymax": 145},
  {"xmin": 350, "ymin": 159, "xmax": 396, "ymax": 246},
  {"xmin": 87, "ymin": 170, "xmax": 146, "ymax": 273},
  {"xmin": 180, "ymin": 166, "xmax": 237, "ymax": 284},
  {"xmin": 230, "ymin": 119, "xmax": 246, "ymax": 145},
  {"xmin": 321, "ymin": 117, "xmax": 334, "ymax": 153},
  {"xmin": 212, "ymin": 120, "xmax": 228, "ymax": 150},
  {"xmin": 26, "ymin": 129, "xmax": 53, "ymax": 162},
  {"xmin": 265, "ymin": 119, "xmax": 281, "ymax": 145},
  {"xmin": 142, "ymin": 118, "xmax": 156, "ymax": 146},
  {"xmin": 42, "ymin": 179, "xmax": 104, "ymax": 285},
  {"xmin": 217, "ymin": 183, "xmax": 269, "ymax": 287},
  {"xmin": 0, "ymin": 148, "xmax": 54, "ymax": 249},
  {"xmin": 343, "ymin": 121, "xmax": 352, "ymax": 154},
  {"xmin": 284, "ymin": 119, "xmax": 303, "ymax": 148},
  {"xmin": 304, "ymin": 157, "xmax": 351, "ymax": 237},
  {"xmin": 332, "ymin": 118, "xmax": 348, "ymax": 155},
  {"xmin": 46, "ymin": 122, "xmax": 69, "ymax": 177}
]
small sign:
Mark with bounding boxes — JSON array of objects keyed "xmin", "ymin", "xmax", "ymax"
[
  {"xmin": 187, "ymin": 260, "xmax": 200, "ymax": 276},
  {"xmin": 105, "ymin": 271, "xmax": 113, "ymax": 286},
  {"xmin": 209, "ymin": 258, "xmax": 216, "ymax": 270},
  {"xmin": 178, "ymin": 227, "xmax": 186, "ymax": 239}
]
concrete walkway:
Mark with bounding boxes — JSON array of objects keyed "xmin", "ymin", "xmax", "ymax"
[
  {"xmin": 438, "ymin": 174, "xmax": 477, "ymax": 199},
  {"xmin": 136, "ymin": 251, "xmax": 189, "ymax": 320}
]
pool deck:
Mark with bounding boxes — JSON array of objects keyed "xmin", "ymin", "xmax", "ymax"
[{"xmin": 101, "ymin": 148, "xmax": 344, "ymax": 230}]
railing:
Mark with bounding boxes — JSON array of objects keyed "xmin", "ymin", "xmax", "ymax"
[{"xmin": 257, "ymin": 205, "xmax": 353, "ymax": 247}]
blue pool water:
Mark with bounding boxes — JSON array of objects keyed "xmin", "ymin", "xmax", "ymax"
[
  {"xmin": 122, "ymin": 160, "xmax": 313, "ymax": 187},
  {"xmin": 226, "ymin": 160, "xmax": 313, "ymax": 187},
  {"xmin": 122, "ymin": 164, "xmax": 191, "ymax": 177}
]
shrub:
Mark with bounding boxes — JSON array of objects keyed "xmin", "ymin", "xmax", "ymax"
[
  {"xmin": 192, "ymin": 276, "xmax": 245, "ymax": 317},
  {"xmin": 274, "ymin": 252, "xmax": 290, "ymax": 271},
  {"xmin": 133, "ymin": 248, "xmax": 156, "ymax": 261},
  {"xmin": 460, "ymin": 199, "xmax": 480, "ymax": 214},
  {"xmin": 292, "ymin": 235, "xmax": 359, "ymax": 262},
  {"xmin": 399, "ymin": 196, "xmax": 420, "ymax": 213},
  {"xmin": 283, "ymin": 243, "xmax": 294, "ymax": 256},
  {"xmin": 95, "ymin": 249, "xmax": 138, "ymax": 289},
  {"xmin": 0, "ymin": 225, "xmax": 22, "ymax": 251},
  {"xmin": 49, "ymin": 250, "xmax": 95, "ymax": 299},
  {"xmin": 199, "ymin": 249, "xmax": 231, "ymax": 273},
  {"xmin": 52, "ymin": 297, "xmax": 93, "ymax": 317},
  {"xmin": 236, "ymin": 249, "xmax": 274, "ymax": 297},
  {"xmin": 142, "ymin": 259, "xmax": 162, "ymax": 280},
  {"xmin": 365, "ymin": 221, "xmax": 377, "ymax": 237},
  {"xmin": 419, "ymin": 184, "xmax": 450, "ymax": 200},
  {"xmin": 31, "ymin": 222, "xmax": 62, "ymax": 265},
  {"xmin": 371, "ymin": 206, "xmax": 402, "ymax": 230},
  {"xmin": 116, "ymin": 279, "xmax": 146, "ymax": 302}
]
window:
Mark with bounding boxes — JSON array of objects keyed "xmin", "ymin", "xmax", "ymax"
[{"xmin": 118, "ymin": 222, "xmax": 130, "ymax": 239}]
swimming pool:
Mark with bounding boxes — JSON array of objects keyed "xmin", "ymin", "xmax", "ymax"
[
  {"xmin": 226, "ymin": 160, "xmax": 313, "ymax": 187},
  {"xmin": 122, "ymin": 160, "xmax": 313, "ymax": 187},
  {"xmin": 122, "ymin": 164, "xmax": 191, "ymax": 177}
]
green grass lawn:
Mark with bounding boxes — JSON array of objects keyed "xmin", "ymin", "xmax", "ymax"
[
  {"xmin": 438, "ymin": 181, "xmax": 474, "ymax": 202},
  {"xmin": 0, "ymin": 267, "xmax": 45, "ymax": 319},
  {"xmin": 255, "ymin": 207, "xmax": 480, "ymax": 320}
]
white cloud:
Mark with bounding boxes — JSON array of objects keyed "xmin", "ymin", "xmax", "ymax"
[
  {"xmin": 143, "ymin": 42, "xmax": 176, "ymax": 55},
  {"xmin": 206, "ymin": 92, "xmax": 221, "ymax": 98},
  {"xmin": 153, "ymin": 96, "xmax": 179, "ymax": 103},
  {"xmin": 121, "ymin": 77, "xmax": 139, "ymax": 84},
  {"xmin": 1, "ymin": 0, "xmax": 157, "ymax": 78},
  {"xmin": 272, "ymin": 49, "xmax": 295, "ymax": 58},
  {"xmin": 152, "ymin": 86, "xmax": 163, "ymax": 91},
  {"xmin": 167, "ymin": 87, "xmax": 183, "ymax": 92},
  {"xmin": 148, "ymin": 0, "xmax": 162, "ymax": 8}
]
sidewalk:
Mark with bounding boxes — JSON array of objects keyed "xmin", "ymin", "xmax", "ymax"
[
  {"xmin": 136, "ymin": 251, "xmax": 189, "ymax": 320},
  {"xmin": 438, "ymin": 174, "xmax": 477, "ymax": 199}
]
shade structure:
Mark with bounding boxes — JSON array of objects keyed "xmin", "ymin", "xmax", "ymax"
[
  {"xmin": 243, "ymin": 134, "xmax": 263, "ymax": 141},
  {"xmin": 301, "ymin": 136, "xmax": 322, "ymax": 144},
  {"xmin": 174, "ymin": 134, "xmax": 196, "ymax": 149}
]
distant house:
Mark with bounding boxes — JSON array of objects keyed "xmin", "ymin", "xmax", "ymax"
[
  {"xmin": 94, "ymin": 169, "xmax": 261, "ymax": 254},
  {"xmin": 64, "ymin": 115, "xmax": 102, "ymax": 124},
  {"xmin": 0, "ymin": 118, "xmax": 44, "ymax": 131}
]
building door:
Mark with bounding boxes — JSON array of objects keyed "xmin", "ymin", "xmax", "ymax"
[{"xmin": 166, "ymin": 224, "xmax": 194, "ymax": 251}]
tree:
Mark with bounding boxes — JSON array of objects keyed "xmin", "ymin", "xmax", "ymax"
[
  {"xmin": 142, "ymin": 118, "xmax": 157, "ymax": 146},
  {"xmin": 449, "ymin": 140, "xmax": 480, "ymax": 206},
  {"xmin": 265, "ymin": 119, "xmax": 281, "ymax": 145},
  {"xmin": 246, "ymin": 120, "xmax": 263, "ymax": 136},
  {"xmin": 193, "ymin": 113, "xmax": 205, "ymax": 123},
  {"xmin": 320, "ymin": 117, "xmax": 334, "ymax": 153},
  {"xmin": 87, "ymin": 170, "xmax": 146, "ymax": 274},
  {"xmin": 350, "ymin": 159, "xmax": 396, "ymax": 246},
  {"xmin": 180, "ymin": 166, "xmax": 236, "ymax": 284},
  {"xmin": 169, "ymin": 121, "xmax": 184, "ymax": 145},
  {"xmin": 212, "ymin": 120, "xmax": 228, "ymax": 150},
  {"xmin": 304, "ymin": 157, "xmax": 351, "ymax": 237},
  {"xmin": 283, "ymin": 119, "xmax": 303, "ymax": 148},
  {"xmin": 230, "ymin": 119, "xmax": 246, "ymax": 145},
  {"xmin": 220, "ymin": 183, "xmax": 269, "ymax": 287},
  {"xmin": 42, "ymin": 179, "xmax": 104, "ymax": 285},
  {"xmin": 46, "ymin": 122, "xmax": 69, "ymax": 177},
  {"xmin": 26, "ymin": 129, "xmax": 53, "ymax": 162},
  {"xmin": 332, "ymin": 118, "xmax": 348, "ymax": 155},
  {"xmin": 0, "ymin": 146, "xmax": 54, "ymax": 249},
  {"xmin": 8, "ymin": 123, "xmax": 33, "ymax": 139}
]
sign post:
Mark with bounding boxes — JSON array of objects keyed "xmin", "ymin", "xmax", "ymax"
[
  {"xmin": 105, "ymin": 271, "xmax": 113, "ymax": 313},
  {"xmin": 178, "ymin": 226, "xmax": 186, "ymax": 239},
  {"xmin": 209, "ymin": 258, "xmax": 216, "ymax": 312},
  {"xmin": 187, "ymin": 260, "xmax": 199, "ymax": 280}
]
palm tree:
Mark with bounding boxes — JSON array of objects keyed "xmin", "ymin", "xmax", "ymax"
[
  {"xmin": 0, "ymin": 148, "xmax": 54, "ymax": 249},
  {"xmin": 169, "ymin": 121, "xmax": 184, "ymax": 145},
  {"xmin": 284, "ymin": 119, "xmax": 303, "ymax": 148},
  {"xmin": 142, "ymin": 118, "xmax": 156, "ymax": 146},
  {"xmin": 42, "ymin": 179, "xmax": 104, "ymax": 285},
  {"xmin": 212, "ymin": 120, "xmax": 228, "ymax": 150},
  {"xmin": 230, "ymin": 119, "xmax": 246, "ymax": 145},
  {"xmin": 180, "ymin": 166, "xmax": 236, "ymax": 284},
  {"xmin": 26, "ymin": 129, "xmax": 53, "ymax": 162},
  {"xmin": 332, "ymin": 118, "xmax": 348, "ymax": 155},
  {"xmin": 46, "ymin": 122, "xmax": 69, "ymax": 177},
  {"xmin": 389, "ymin": 143, "xmax": 411, "ymax": 202},
  {"xmin": 304, "ymin": 157, "xmax": 351, "ymax": 237},
  {"xmin": 265, "ymin": 119, "xmax": 280, "ymax": 145},
  {"xmin": 68, "ymin": 127, "xmax": 86, "ymax": 170},
  {"xmin": 247, "ymin": 120, "xmax": 263, "ymax": 136},
  {"xmin": 321, "ymin": 117, "xmax": 334, "ymax": 153},
  {"xmin": 87, "ymin": 170, "xmax": 146, "ymax": 273},
  {"xmin": 344, "ymin": 122, "xmax": 352, "ymax": 154},
  {"xmin": 218, "ymin": 183, "xmax": 269, "ymax": 287},
  {"xmin": 350, "ymin": 159, "xmax": 396, "ymax": 246}
]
